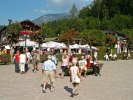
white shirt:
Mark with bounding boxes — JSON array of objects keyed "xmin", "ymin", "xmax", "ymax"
[
  {"xmin": 26, "ymin": 52, "xmax": 32, "ymax": 59},
  {"xmin": 70, "ymin": 66, "xmax": 80, "ymax": 83},
  {"xmin": 79, "ymin": 59, "xmax": 87, "ymax": 69},
  {"xmin": 19, "ymin": 54, "xmax": 26, "ymax": 63}
]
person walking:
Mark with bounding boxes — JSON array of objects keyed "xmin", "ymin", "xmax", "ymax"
[
  {"xmin": 36, "ymin": 50, "xmax": 40, "ymax": 71},
  {"xmin": 42, "ymin": 55, "xmax": 57, "ymax": 93},
  {"xmin": 52, "ymin": 52, "xmax": 58, "ymax": 66},
  {"xmin": 52, "ymin": 53, "xmax": 58, "ymax": 78},
  {"xmin": 32, "ymin": 50, "xmax": 40, "ymax": 72},
  {"xmin": 70, "ymin": 60, "xmax": 81, "ymax": 97},
  {"xmin": 25, "ymin": 49, "xmax": 32, "ymax": 71},
  {"xmin": 14, "ymin": 51, "xmax": 20, "ymax": 73},
  {"xmin": 19, "ymin": 51, "xmax": 27, "ymax": 74}
]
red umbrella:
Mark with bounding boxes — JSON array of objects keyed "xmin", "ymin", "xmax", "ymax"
[{"xmin": 20, "ymin": 30, "xmax": 33, "ymax": 35}]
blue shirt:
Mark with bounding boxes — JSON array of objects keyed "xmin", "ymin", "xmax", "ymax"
[{"xmin": 42, "ymin": 60, "xmax": 56, "ymax": 71}]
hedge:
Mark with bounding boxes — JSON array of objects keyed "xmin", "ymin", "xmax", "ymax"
[{"xmin": 0, "ymin": 54, "xmax": 11, "ymax": 64}]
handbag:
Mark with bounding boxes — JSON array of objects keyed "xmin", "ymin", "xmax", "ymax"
[{"xmin": 75, "ymin": 76, "xmax": 80, "ymax": 83}]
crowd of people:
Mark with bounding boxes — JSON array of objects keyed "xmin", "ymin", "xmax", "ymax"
[
  {"xmin": 14, "ymin": 48, "xmax": 40, "ymax": 74},
  {"xmin": 104, "ymin": 51, "xmax": 132, "ymax": 61},
  {"xmin": 13, "ymin": 49, "xmax": 102, "ymax": 97},
  {"xmin": 41, "ymin": 50, "xmax": 102, "ymax": 97}
]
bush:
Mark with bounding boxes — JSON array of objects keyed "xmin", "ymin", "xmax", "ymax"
[
  {"xmin": 0, "ymin": 54, "xmax": 11, "ymax": 64},
  {"xmin": 40, "ymin": 49, "xmax": 133, "ymax": 63},
  {"xmin": 97, "ymin": 46, "xmax": 107, "ymax": 60}
]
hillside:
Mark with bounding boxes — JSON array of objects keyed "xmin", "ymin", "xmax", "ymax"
[{"xmin": 33, "ymin": 13, "xmax": 69, "ymax": 25}]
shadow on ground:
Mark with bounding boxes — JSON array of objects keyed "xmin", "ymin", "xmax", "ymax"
[{"xmin": 64, "ymin": 86, "xmax": 72, "ymax": 94}]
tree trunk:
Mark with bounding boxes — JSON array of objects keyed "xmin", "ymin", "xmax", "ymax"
[{"xmin": 10, "ymin": 46, "xmax": 13, "ymax": 63}]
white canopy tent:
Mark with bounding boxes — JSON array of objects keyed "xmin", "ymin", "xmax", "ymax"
[
  {"xmin": 17, "ymin": 39, "xmax": 38, "ymax": 47},
  {"xmin": 41, "ymin": 43, "xmax": 48, "ymax": 48},
  {"xmin": 57, "ymin": 43, "xmax": 67, "ymax": 48},
  {"xmin": 41, "ymin": 41, "xmax": 67, "ymax": 49},
  {"xmin": 69, "ymin": 44, "xmax": 81, "ymax": 49},
  {"xmin": 45, "ymin": 41, "xmax": 60, "ymax": 48},
  {"xmin": 91, "ymin": 46, "xmax": 97, "ymax": 50},
  {"xmin": 80, "ymin": 44, "xmax": 90, "ymax": 48},
  {"xmin": 5, "ymin": 45, "xmax": 11, "ymax": 49}
]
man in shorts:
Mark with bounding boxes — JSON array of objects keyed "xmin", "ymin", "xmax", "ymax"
[
  {"xmin": 42, "ymin": 55, "xmax": 57, "ymax": 93},
  {"xmin": 79, "ymin": 55, "xmax": 87, "ymax": 77}
]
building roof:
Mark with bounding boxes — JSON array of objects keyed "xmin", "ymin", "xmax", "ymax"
[
  {"xmin": 104, "ymin": 29, "xmax": 128, "ymax": 39},
  {"xmin": 20, "ymin": 19, "xmax": 41, "ymax": 30}
]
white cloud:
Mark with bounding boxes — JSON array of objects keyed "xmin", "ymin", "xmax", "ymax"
[
  {"xmin": 33, "ymin": 9, "xmax": 49, "ymax": 14},
  {"xmin": 45, "ymin": 0, "xmax": 70, "ymax": 8},
  {"xmin": 35, "ymin": 0, "xmax": 93, "ymax": 14},
  {"xmin": 45, "ymin": 0, "xmax": 93, "ymax": 8}
]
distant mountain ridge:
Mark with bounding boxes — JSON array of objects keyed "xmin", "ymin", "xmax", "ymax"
[{"xmin": 33, "ymin": 13, "xmax": 69, "ymax": 25}]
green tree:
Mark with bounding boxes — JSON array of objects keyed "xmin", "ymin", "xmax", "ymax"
[
  {"xmin": 6, "ymin": 23, "xmax": 22, "ymax": 44},
  {"xmin": 86, "ymin": 17, "xmax": 101, "ymax": 29},
  {"xmin": 6, "ymin": 22, "xmax": 22, "ymax": 62},
  {"xmin": 100, "ymin": 18, "xmax": 111, "ymax": 29},
  {"xmin": 69, "ymin": 4, "xmax": 78, "ymax": 19},
  {"xmin": 90, "ymin": 0, "xmax": 102, "ymax": 19},
  {"xmin": 59, "ymin": 29, "xmax": 79, "ymax": 45},
  {"xmin": 67, "ymin": 18, "xmax": 86, "ymax": 32},
  {"xmin": 29, "ymin": 29, "xmax": 46, "ymax": 49},
  {"xmin": 80, "ymin": 29, "xmax": 105, "ymax": 54},
  {"xmin": 110, "ymin": 14, "xmax": 132, "ymax": 30},
  {"xmin": 105, "ymin": 34, "xmax": 116, "ymax": 53},
  {"xmin": 122, "ymin": 29, "xmax": 133, "ymax": 48},
  {"xmin": 79, "ymin": 6, "xmax": 91, "ymax": 19}
]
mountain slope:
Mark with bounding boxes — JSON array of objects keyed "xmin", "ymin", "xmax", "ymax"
[{"xmin": 33, "ymin": 13, "xmax": 69, "ymax": 25}]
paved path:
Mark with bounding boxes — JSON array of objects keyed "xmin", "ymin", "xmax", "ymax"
[{"xmin": 0, "ymin": 60, "xmax": 133, "ymax": 100}]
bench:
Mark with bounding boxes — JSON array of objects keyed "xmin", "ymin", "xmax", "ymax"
[{"xmin": 64, "ymin": 63, "xmax": 104, "ymax": 76}]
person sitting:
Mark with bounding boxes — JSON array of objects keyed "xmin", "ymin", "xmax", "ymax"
[
  {"xmin": 127, "ymin": 52, "xmax": 131, "ymax": 60},
  {"xmin": 113, "ymin": 54, "xmax": 117, "ymax": 61},
  {"xmin": 104, "ymin": 53, "xmax": 109, "ymax": 61},
  {"xmin": 78, "ymin": 55, "xmax": 87, "ymax": 77},
  {"xmin": 109, "ymin": 53, "xmax": 113, "ymax": 60},
  {"xmin": 93, "ymin": 61, "xmax": 101, "ymax": 76},
  {"xmin": 86, "ymin": 54, "xmax": 91, "ymax": 69}
]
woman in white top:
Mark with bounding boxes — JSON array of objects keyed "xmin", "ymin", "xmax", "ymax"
[
  {"xmin": 19, "ymin": 51, "xmax": 27, "ymax": 74},
  {"xmin": 70, "ymin": 60, "xmax": 81, "ymax": 97},
  {"xmin": 61, "ymin": 55, "xmax": 69, "ymax": 78}
]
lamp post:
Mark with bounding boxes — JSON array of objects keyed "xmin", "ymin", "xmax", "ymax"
[
  {"xmin": 20, "ymin": 31, "xmax": 32, "ymax": 50},
  {"xmin": 24, "ymin": 34, "xmax": 27, "ymax": 49}
]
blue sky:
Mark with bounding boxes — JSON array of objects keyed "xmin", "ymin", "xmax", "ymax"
[{"xmin": 0, "ymin": 0, "xmax": 93, "ymax": 25}]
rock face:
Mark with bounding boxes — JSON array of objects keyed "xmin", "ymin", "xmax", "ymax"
[{"xmin": 33, "ymin": 13, "xmax": 69, "ymax": 25}]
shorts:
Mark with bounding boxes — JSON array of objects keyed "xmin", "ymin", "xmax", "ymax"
[
  {"xmin": 32, "ymin": 60, "xmax": 39, "ymax": 66},
  {"xmin": 36, "ymin": 60, "xmax": 39, "ymax": 65},
  {"xmin": 80, "ymin": 66, "xmax": 87, "ymax": 71},
  {"xmin": 42, "ymin": 71, "xmax": 55, "ymax": 83},
  {"xmin": 61, "ymin": 66, "xmax": 67, "ymax": 72}
]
